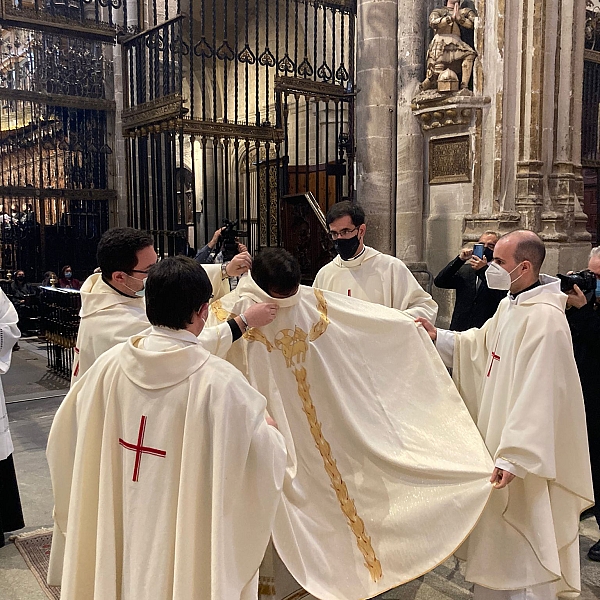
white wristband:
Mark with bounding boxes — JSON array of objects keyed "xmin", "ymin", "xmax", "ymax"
[{"xmin": 239, "ymin": 313, "xmax": 249, "ymax": 329}]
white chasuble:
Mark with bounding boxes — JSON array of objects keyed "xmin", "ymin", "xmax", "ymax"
[
  {"xmin": 313, "ymin": 246, "xmax": 438, "ymax": 322},
  {"xmin": 72, "ymin": 272, "xmax": 232, "ymax": 383},
  {"xmin": 207, "ymin": 274, "xmax": 494, "ymax": 600},
  {"xmin": 446, "ymin": 276, "xmax": 594, "ymax": 596},
  {"xmin": 47, "ymin": 327, "xmax": 286, "ymax": 600},
  {"xmin": 0, "ymin": 289, "xmax": 20, "ymax": 460}
]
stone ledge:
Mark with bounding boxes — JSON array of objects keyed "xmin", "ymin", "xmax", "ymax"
[{"xmin": 411, "ymin": 94, "xmax": 491, "ymax": 131}]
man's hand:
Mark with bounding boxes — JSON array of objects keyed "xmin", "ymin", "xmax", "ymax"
[
  {"xmin": 490, "ymin": 467, "xmax": 515, "ymax": 489},
  {"xmin": 566, "ymin": 284, "xmax": 588, "ymax": 309},
  {"xmin": 468, "ymin": 255, "xmax": 488, "ymax": 271},
  {"xmin": 208, "ymin": 227, "xmax": 224, "ymax": 249},
  {"xmin": 237, "ymin": 241, "xmax": 248, "ymax": 253},
  {"xmin": 415, "ymin": 317, "xmax": 437, "ymax": 342},
  {"xmin": 225, "ymin": 251, "xmax": 252, "ymax": 277},
  {"xmin": 243, "ymin": 302, "xmax": 279, "ymax": 328},
  {"xmin": 459, "ymin": 247, "xmax": 473, "ymax": 261}
]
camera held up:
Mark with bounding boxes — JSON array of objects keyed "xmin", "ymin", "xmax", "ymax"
[
  {"xmin": 556, "ymin": 270, "xmax": 597, "ymax": 294},
  {"xmin": 215, "ymin": 219, "xmax": 241, "ymax": 263}
]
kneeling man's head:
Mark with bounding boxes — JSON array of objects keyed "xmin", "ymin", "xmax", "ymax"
[
  {"xmin": 146, "ymin": 256, "xmax": 212, "ymax": 330},
  {"xmin": 252, "ymin": 248, "xmax": 301, "ymax": 298}
]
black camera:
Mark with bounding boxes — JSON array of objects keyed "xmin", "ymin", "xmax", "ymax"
[
  {"xmin": 556, "ymin": 269, "xmax": 597, "ymax": 294},
  {"xmin": 216, "ymin": 219, "xmax": 240, "ymax": 262}
]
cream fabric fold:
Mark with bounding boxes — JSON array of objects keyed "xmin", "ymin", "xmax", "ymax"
[
  {"xmin": 0, "ymin": 288, "xmax": 20, "ymax": 460},
  {"xmin": 208, "ymin": 275, "xmax": 494, "ymax": 600}
]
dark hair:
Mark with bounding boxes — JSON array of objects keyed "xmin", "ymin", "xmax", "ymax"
[
  {"xmin": 60, "ymin": 265, "xmax": 72, "ymax": 277},
  {"xmin": 326, "ymin": 201, "xmax": 366, "ymax": 228},
  {"xmin": 252, "ymin": 247, "xmax": 301, "ymax": 297},
  {"xmin": 145, "ymin": 256, "xmax": 212, "ymax": 329},
  {"xmin": 96, "ymin": 228, "xmax": 154, "ymax": 278}
]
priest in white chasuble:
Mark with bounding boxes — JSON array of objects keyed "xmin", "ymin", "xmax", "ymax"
[
  {"xmin": 47, "ymin": 256, "xmax": 287, "ymax": 600},
  {"xmin": 207, "ymin": 247, "xmax": 495, "ymax": 600},
  {"xmin": 313, "ymin": 201, "xmax": 438, "ymax": 322},
  {"xmin": 418, "ymin": 230, "xmax": 594, "ymax": 600},
  {"xmin": 72, "ymin": 227, "xmax": 273, "ymax": 383}
]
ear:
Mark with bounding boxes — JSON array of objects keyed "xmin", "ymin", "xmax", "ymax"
[
  {"xmin": 359, "ymin": 223, "xmax": 367, "ymax": 238},
  {"xmin": 112, "ymin": 271, "xmax": 127, "ymax": 284},
  {"xmin": 199, "ymin": 303, "xmax": 209, "ymax": 322},
  {"xmin": 521, "ymin": 260, "xmax": 533, "ymax": 273}
]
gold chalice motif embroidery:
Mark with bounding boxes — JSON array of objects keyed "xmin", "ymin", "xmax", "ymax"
[{"xmin": 211, "ymin": 289, "xmax": 383, "ymax": 582}]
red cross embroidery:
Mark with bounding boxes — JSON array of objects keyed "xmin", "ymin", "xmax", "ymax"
[
  {"xmin": 73, "ymin": 347, "xmax": 79, "ymax": 378},
  {"xmin": 347, "ymin": 289, "xmax": 352, "ymax": 297},
  {"xmin": 119, "ymin": 415, "xmax": 167, "ymax": 482},
  {"xmin": 486, "ymin": 351, "xmax": 501, "ymax": 377}
]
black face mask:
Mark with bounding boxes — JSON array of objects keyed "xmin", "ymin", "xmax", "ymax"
[
  {"xmin": 334, "ymin": 234, "xmax": 361, "ymax": 261},
  {"xmin": 483, "ymin": 247, "xmax": 494, "ymax": 262},
  {"xmin": 16, "ymin": 275, "xmax": 25, "ymax": 282}
]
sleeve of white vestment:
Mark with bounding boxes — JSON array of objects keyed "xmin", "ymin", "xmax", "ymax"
[
  {"xmin": 198, "ymin": 322, "xmax": 233, "ymax": 358},
  {"xmin": 0, "ymin": 289, "xmax": 20, "ymax": 374},
  {"xmin": 435, "ymin": 328, "xmax": 455, "ymax": 368},
  {"xmin": 391, "ymin": 260, "xmax": 438, "ymax": 322},
  {"xmin": 202, "ymin": 264, "xmax": 231, "ymax": 301}
]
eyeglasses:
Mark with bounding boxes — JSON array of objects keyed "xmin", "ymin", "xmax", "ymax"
[
  {"xmin": 328, "ymin": 227, "xmax": 359, "ymax": 240},
  {"xmin": 130, "ymin": 259, "xmax": 159, "ymax": 275}
]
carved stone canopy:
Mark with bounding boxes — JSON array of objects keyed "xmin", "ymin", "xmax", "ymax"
[{"xmin": 411, "ymin": 94, "xmax": 490, "ymax": 132}]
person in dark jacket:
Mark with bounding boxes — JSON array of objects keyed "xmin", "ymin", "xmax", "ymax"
[
  {"xmin": 565, "ymin": 246, "xmax": 600, "ymax": 561},
  {"xmin": 434, "ymin": 231, "xmax": 505, "ymax": 331},
  {"xmin": 9, "ymin": 270, "xmax": 37, "ymax": 301}
]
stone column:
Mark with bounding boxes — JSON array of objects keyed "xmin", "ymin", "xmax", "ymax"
[
  {"xmin": 513, "ymin": 0, "xmax": 547, "ymax": 232},
  {"xmin": 355, "ymin": 0, "xmax": 398, "ymax": 255},
  {"xmin": 356, "ymin": 0, "xmax": 433, "ymax": 261},
  {"xmin": 512, "ymin": 0, "xmax": 590, "ymax": 271},
  {"xmin": 395, "ymin": 0, "xmax": 431, "ymax": 263},
  {"xmin": 543, "ymin": 0, "xmax": 591, "ymax": 271}
]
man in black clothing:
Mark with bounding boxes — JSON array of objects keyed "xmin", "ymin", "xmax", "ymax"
[
  {"xmin": 565, "ymin": 246, "xmax": 600, "ymax": 561},
  {"xmin": 434, "ymin": 231, "xmax": 505, "ymax": 330}
]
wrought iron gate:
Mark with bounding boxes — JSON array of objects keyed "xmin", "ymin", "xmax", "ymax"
[
  {"xmin": 122, "ymin": 0, "xmax": 356, "ymax": 257},
  {"xmin": 0, "ymin": 0, "xmax": 122, "ymax": 280}
]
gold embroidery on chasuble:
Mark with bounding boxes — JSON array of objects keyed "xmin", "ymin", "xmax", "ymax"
[
  {"xmin": 210, "ymin": 300, "xmax": 233, "ymax": 323},
  {"xmin": 210, "ymin": 300, "xmax": 275, "ymax": 351},
  {"xmin": 213, "ymin": 290, "xmax": 383, "ymax": 582}
]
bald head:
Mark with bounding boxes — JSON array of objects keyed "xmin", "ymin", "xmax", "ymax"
[{"xmin": 499, "ymin": 230, "xmax": 546, "ymax": 275}]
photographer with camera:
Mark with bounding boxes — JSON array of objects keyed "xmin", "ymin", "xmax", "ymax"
[
  {"xmin": 195, "ymin": 221, "xmax": 248, "ymax": 265},
  {"xmin": 564, "ymin": 246, "xmax": 600, "ymax": 561}
]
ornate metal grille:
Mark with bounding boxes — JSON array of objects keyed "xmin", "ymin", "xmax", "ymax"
[
  {"xmin": 0, "ymin": 0, "xmax": 130, "ymax": 41},
  {"xmin": 0, "ymin": 25, "xmax": 115, "ymax": 279},
  {"xmin": 123, "ymin": 0, "xmax": 356, "ymax": 257}
]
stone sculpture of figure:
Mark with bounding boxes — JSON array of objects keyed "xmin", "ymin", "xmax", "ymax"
[{"xmin": 421, "ymin": 0, "xmax": 478, "ymax": 92}]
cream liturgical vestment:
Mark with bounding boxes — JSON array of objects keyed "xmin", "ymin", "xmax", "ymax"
[
  {"xmin": 72, "ymin": 265, "xmax": 232, "ymax": 383},
  {"xmin": 47, "ymin": 326, "xmax": 287, "ymax": 600},
  {"xmin": 437, "ymin": 276, "xmax": 593, "ymax": 596},
  {"xmin": 0, "ymin": 290, "xmax": 20, "ymax": 461},
  {"xmin": 313, "ymin": 246, "xmax": 438, "ymax": 321},
  {"xmin": 207, "ymin": 275, "xmax": 494, "ymax": 600}
]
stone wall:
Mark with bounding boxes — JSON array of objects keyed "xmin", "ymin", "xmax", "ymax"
[{"xmin": 356, "ymin": 0, "xmax": 592, "ymax": 325}]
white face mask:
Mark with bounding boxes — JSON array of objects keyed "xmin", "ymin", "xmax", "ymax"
[
  {"xmin": 123, "ymin": 274, "xmax": 147, "ymax": 298},
  {"xmin": 485, "ymin": 261, "xmax": 524, "ymax": 291}
]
